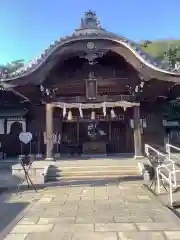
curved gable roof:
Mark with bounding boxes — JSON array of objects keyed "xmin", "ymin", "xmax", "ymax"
[{"xmin": 1, "ymin": 11, "xmax": 180, "ymax": 82}]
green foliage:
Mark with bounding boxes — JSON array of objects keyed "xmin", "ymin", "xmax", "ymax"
[
  {"xmin": 164, "ymin": 45, "xmax": 180, "ymax": 68},
  {"xmin": 141, "ymin": 40, "xmax": 180, "ymax": 69},
  {"xmin": 0, "ymin": 59, "xmax": 24, "ymax": 74},
  {"xmin": 161, "ymin": 101, "xmax": 180, "ymax": 121},
  {"xmin": 5, "ymin": 59, "xmax": 24, "ymax": 73}
]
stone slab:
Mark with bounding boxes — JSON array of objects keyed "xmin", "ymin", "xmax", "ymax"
[
  {"xmin": 10, "ymin": 224, "xmax": 54, "ymax": 234},
  {"xmin": 95, "ymin": 223, "xmax": 137, "ymax": 232},
  {"xmin": 136, "ymin": 222, "xmax": 180, "ymax": 231},
  {"xmin": 164, "ymin": 231, "xmax": 180, "ymax": 240},
  {"xmin": 118, "ymin": 232, "xmax": 165, "ymax": 240},
  {"xmin": 72, "ymin": 232, "xmax": 118, "ymax": 240},
  {"xmin": 18, "ymin": 217, "xmax": 39, "ymax": 225},
  {"xmin": 52, "ymin": 223, "xmax": 94, "ymax": 232},
  {"xmin": 2, "ymin": 182, "xmax": 180, "ymax": 239},
  {"xmin": 38, "ymin": 217, "xmax": 75, "ymax": 224},
  {"xmin": 26, "ymin": 232, "xmax": 73, "ymax": 240},
  {"xmin": 4, "ymin": 234, "xmax": 28, "ymax": 240}
]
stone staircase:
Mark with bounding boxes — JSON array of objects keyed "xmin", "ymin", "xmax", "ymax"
[{"xmin": 45, "ymin": 159, "xmax": 143, "ymax": 182}]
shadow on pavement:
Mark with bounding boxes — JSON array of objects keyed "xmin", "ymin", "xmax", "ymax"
[
  {"xmin": 0, "ymin": 200, "xmax": 29, "ymax": 239},
  {"xmin": 9, "ymin": 178, "xmax": 143, "ymax": 194},
  {"xmin": 0, "ymin": 172, "xmax": 30, "ymax": 239}
]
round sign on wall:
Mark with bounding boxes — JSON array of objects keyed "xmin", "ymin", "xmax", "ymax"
[{"xmin": 19, "ymin": 132, "xmax": 32, "ymax": 144}]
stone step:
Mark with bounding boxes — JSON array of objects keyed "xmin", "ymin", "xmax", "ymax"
[
  {"xmin": 45, "ymin": 163, "xmax": 142, "ymax": 182},
  {"xmin": 48, "ymin": 165, "xmax": 139, "ymax": 172},
  {"xmin": 46, "ymin": 174, "xmax": 142, "ymax": 182},
  {"xmin": 47, "ymin": 169, "xmax": 140, "ymax": 177}
]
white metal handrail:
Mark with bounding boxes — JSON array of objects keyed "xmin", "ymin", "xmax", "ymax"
[
  {"xmin": 166, "ymin": 143, "xmax": 180, "ymax": 162},
  {"xmin": 145, "ymin": 144, "xmax": 176, "ymax": 185},
  {"xmin": 169, "ymin": 170, "xmax": 180, "ymax": 206},
  {"xmin": 145, "ymin": 144, "xmax": 174, "ymax": 165},
  {"xmin": 158, "ymin": 169, "xmax": 180, "ymax": 206},
  {"xmin": 145, "ymin": 144, "xmax": 177, "ymax": 206},
  {"xmin": 157, "ymin": 164, "xmax": 177, "ymax": 190}
]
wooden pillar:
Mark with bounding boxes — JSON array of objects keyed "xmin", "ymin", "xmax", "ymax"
[
  {"xmin": 59, "ymin": 117, "xmax": 62, "ymax": 156},
  {"xmin": 133, "ymin": 106, "xmax": 143, "ymax": 158},
  {"xmin": 45, "ymin": 104, "xmax": 54, "ymax": 160},
  {"xmin": 108, "ymin": 121, "xmax": 111, "ymax": 141},
  {"xmin": 77, "ymin": 116, "xmax": 79, "ymax": 143}
]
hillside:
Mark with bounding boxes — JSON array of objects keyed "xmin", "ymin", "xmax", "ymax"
[{"xmin": 140, "ymin": 40, "xmax": 180, "ymax": 59}]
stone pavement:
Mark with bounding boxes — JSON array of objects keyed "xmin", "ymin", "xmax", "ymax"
[{"xmin": 2, "ymin": 181, "xmax": 180, "ymax": 240}]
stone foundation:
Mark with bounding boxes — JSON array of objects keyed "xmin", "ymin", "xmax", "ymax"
[{"xmin": 12, "ymin": 162, "xmax": 52, "ymax": 184}]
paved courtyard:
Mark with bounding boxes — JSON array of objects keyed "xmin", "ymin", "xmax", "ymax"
[{"xmin": 2, "ymin": 181, "xmax": 180, "ymax": 240}]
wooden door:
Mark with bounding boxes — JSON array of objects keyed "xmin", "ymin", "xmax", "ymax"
[
  {"xmin": 61, "ymin": 122, "xmax": 78, "ymax": 154},
  {"xmin": 109, "ymin": 121, "xmax": 126, "ymax": 154},
  {"xmin": 79, "ymin": 121, "xmax": 109, "ymax": 154}
]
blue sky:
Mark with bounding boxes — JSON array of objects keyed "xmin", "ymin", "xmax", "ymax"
[{"xmin": 0, "ymin": 0, "xmax": 180, "ymax": 64}]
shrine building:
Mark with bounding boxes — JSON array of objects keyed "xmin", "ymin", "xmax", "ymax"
[{"xmin": 1, "ymin": 11, "xmax": 180, "ymax": 160}]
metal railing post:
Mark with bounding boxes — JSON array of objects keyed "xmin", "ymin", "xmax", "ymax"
[
  {"xmin": 145, "ymin": 144, "xmax": 176, "ymax": 204},
  {"xmin": 169, "ymin": 171, "xmax": 173, "ymax": 207},
  {"xmin": 156, "ymin": 167, "xmax": 160, "ymax": 194}
]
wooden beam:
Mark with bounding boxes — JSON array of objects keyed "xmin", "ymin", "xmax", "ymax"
[
  {"xmin": 133, "ymin": 106, "xmax": 143, "ymax": 158},
  {"xmin": 8, "ymin": 88, "xmax": 30, "ymax": 102},
  {"xmin": 45, "ymin": 104, "xmax": 54, "ymax": 160}
]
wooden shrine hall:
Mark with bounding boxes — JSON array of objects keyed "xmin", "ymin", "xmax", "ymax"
[{"xmin": 1, "ymin": 11, "xmax": 180, "ymax": 160}]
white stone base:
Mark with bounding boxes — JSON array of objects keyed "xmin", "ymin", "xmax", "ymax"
[
  {"xmin": 12, "ymin": 162, "xmax": 51, "ymax": 184},
  {"xmin": 35, "ymin": 153, "xmax": 43, "ymax": 159},
  {"xmin": 134, "ymin": 155, "xmax": 144, "ymax": 159},
  {"xmin": 45, "ymin": 157, "xmax": 54, "ymax": 161},
  {"xmin": 54, "ymin": 153, "xmax": 61, "ymax": 158}
]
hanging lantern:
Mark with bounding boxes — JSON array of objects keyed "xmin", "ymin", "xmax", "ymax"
[
  {"xmin": 79, "ymin": 104, "xmax": 83, "ymax": 118},
  {"xmin": 103, "ymin": 102, "xmax": 106, "ymax": 116},
  {"xmin": 91, "ymin": 110, "xmax": 95, "ymax": 120},
  {"xmin": 46, "ymin": 88, "xmax": 50, "ymax": 96},
  {"xmin": 135, "ymin": 85, "xmax": 139, "ymax": 93},
  {"xmin": 67, "ymin": 109, "xmax": 72, "ymax": 121},
  {"xmin": 40, "ymin": 85, "xmax": 44, "ymax": 92},
  {"xmin": 63, "ymin": 103, "xmax": 66, "ymax": 117},
  {"xmin": 110, "ymin": 108, "xmax": 116, "ymax": 119},
  {"xmin": 140, "ymin": 81, "xmax": 144, "ymax": 88}
]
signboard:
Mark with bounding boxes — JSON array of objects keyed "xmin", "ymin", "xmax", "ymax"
[
  {"xmin": 162, "ymin": 120, "xmax": 180, "ymax": 127},
  {"xmin": 19, "ymin": 132, "xmax": 32, "ymax": 144}
]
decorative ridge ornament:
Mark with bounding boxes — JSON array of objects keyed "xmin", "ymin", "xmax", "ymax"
[{"xmin": 80, "ymin": 10, "xmax": 102, "ymax": 30}]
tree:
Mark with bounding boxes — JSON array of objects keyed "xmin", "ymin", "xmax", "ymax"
[
  {"xmin": 162, "ymin": 45, "xmax": 180, "ymax": 70},
  {"xmin": 5, "ymin": 59, "xmax": 25, "ymax": 73},
  {"xmin": 141, "ymin": 40, "xmax": 170, "ymax": 60},
  {"xmin": 0, "ymin": 65, "xmax": 8, "ymax": 78},
  {"xmin": 139, "ymin": 40, "xmax": 152, "ymax": 48},
  {"xmin": 162, "ymin": 100, "xmax": 180, "ymax": 121},
  {"xmin": 0, "ymin": 59, "xmax": 25, "ymax": 78},
  {"xmin": 141, "ymin": 40, "xmax": 180, "ymax": 69}
]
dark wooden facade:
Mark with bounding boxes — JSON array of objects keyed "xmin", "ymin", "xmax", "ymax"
[{"xmin": 0, "ymin": 11, "xmax": 180, "ymax": 159}]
